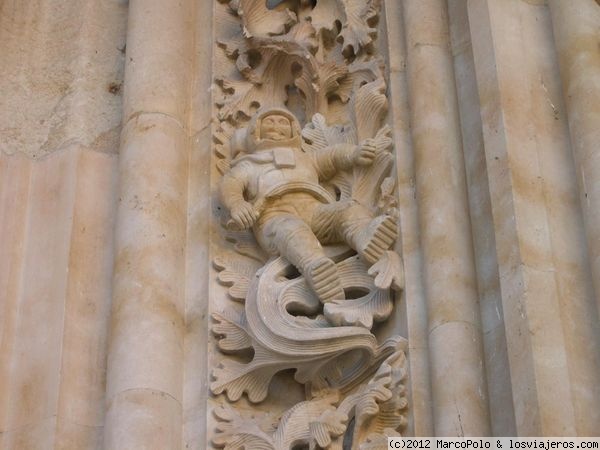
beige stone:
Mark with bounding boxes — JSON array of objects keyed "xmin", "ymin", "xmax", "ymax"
[
  {"xmin": 384, "ymin": 0, "xmax": 433, "ymax": 436},
  {"xmin": 468, "ymin": 0, "xmax": 600, "ymax": 435},
  {"xmin": 106, "ymin": 115, "xmax": 188, "ymax": 404},
  {"xmin": 0, "ymin": 0, "xmax": 127, "ymax": 159},
  {"xmin": 121, "ymin": 0, "xmax": 194, "ymax": 125},
  {"xmin": 57, "ymin": 151, "xmax": 118, "ymax": 431},
  {"xmin": 207, "ymin": 2, "xmax": 409, "ymax": 445},
  {"xmin": 1, "ymin": 0, "xmax": 600, "ymax": 445},
  {"xmin": 103, "ymin": 0, "xmax": 194, "ymax": 447},
  {"xmin": 3, "ymin": 149, "xmax": 78, "ymax": 431},
  {"xmin": 0, "ymin": 153, "xmax": 31, "ymax": 432},
  {"xmin": 549, "ymin": 0, "xmax": 600, "ymax": 311},
  {"xmin": 104, "ymin": 389, "xmax": 182, "ymax": 450},
  {"xmin": 403, "ymin": 0, "xmax": 490, "ymax": 436},
  {"xmin": 183, "ymin": 126, "xmax": 213, "ymax": 450}
]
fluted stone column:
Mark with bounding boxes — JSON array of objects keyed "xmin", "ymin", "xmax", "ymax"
[
  {"xmin": 183, "ymin": 0, "xmax": 214, "ymax": 447},
  {"xmin": 384, "ymin": 0, "xmax": 434, "ymax": 436},
  {"xmin": 448, "ymin": 0, "xmax": 517, "ymax": 436},
  {"xmin": 103, "ymin": 0, "xmax": 193, "ymax": 448},
  {"xmin": 402, "ymin": 0, "xmax": 491, "ymax": 436},
  {"xmin": 548, "ymin": 0, "xmax": 600, "ymax": 307},
  {"xmin": 468, "ymin": 0, "xmax": 600, "ymax": 435}
]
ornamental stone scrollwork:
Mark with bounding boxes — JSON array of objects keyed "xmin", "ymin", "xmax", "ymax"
[{"xmin": 211, "ymin": 0, "xmax": 408, "ymax": 447}]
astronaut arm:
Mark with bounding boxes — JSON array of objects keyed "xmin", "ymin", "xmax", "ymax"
[
  {"xmin": 220, "ymin": 167, "xmax": 257, "ymax": 229},
  {"xmin": 314, "ymin": 141, "xmax": 376, "ymax": 180}
]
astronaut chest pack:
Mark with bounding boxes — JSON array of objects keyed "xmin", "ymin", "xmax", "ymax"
[{"xmin": 259, "ymin": 147, "xmax": 317, "ymax": 183}]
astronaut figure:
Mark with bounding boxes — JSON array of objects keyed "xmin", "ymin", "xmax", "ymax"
[{"xmin": 220, "ymin": 107, "xmax": 398, "ymax": 303}]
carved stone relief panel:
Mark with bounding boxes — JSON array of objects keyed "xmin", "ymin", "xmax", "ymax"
[{"xmin": 209, "ymin": 1, "xmax": 408, "ymax": 447}]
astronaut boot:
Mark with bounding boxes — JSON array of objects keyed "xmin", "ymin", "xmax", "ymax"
[
  {"xmin": 354, "ymin": 215, "xmax": 398, "ymax": 265},
  {"xmin": 304, "ymin": 256, "xmax": 345, "ymax": 303}
]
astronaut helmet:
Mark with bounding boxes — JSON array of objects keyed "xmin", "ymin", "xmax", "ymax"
[{"xmin": 231, "ymin": 107, "xmax": 302, "ymax": 157}]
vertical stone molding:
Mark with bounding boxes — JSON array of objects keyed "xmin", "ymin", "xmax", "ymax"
[
  {"xmin": 0, "ymin": 1, "xmax": 125, "ymax": 448},
  {"xmin": 549, "ymin": 0, "xmax": 600, "ymax": 307},
  {"xmin": 469, "ymin": 0, "xmax": 600, "ymax": 435},
  {"xmin": 184, "ymin": 1, "xmax": 214, "ymax": 448},
  {"xmin": 103, "ymin": 0, "xmax": 193, "ymax": 448},
  {"xmin": 448, "ymin": 0, "xmax": 516, "ymax": 437},
  {"xmin": 402, "ymin": 0, "xmax": 491, "ymax": 436},
  {"xmin": 384, "ymin": 0, "xmax": 434, "ymax": 437}
]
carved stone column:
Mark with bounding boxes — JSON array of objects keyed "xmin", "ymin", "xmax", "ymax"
[
  {"xmin": 384, "ymin": 0, "xmax": 434, "ymax": 437},
  {"xmin": 103, "ymin": 0, "xmax": 193, "ymax": 448},
  {"xmin": 468, "ymin": 0, "xmax": 600, "ymax": 435},
  {"xmin": 548, "ymin": 0, "xmax": 600, "ymax": 307},
  {"xmin": 402, "ymin": 0, "xmax": 491, "ymax": 436}
]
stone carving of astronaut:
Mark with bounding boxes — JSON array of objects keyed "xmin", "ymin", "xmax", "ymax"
[{"xmin": 220, "ymin": 107, "xmax": 398, "ymax": 303}]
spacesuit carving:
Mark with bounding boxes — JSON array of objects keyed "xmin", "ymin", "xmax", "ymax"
[{"xmin": 220, "ymin": 107, "xmax": 398, "ymax": 303}]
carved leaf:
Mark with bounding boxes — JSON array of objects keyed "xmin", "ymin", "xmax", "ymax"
[
  {"xmin": 236, "ymin": 0, "xmax": 297, "ymax": 38},
  {"xmin": 302, "ymin": 113, "xmax": 355, "ymax": 152},
  {"xmin": 378, "ymin": 177, "xmax": 399, "ymax": 216},
  {"xmin": 352, "ymin": 125, "xmax": 394, "ymax": 207},
  {"xmin": 345, "ymin": 58, "xmax": 387, "ymax": 141},
  {"xmin": 356, "ymin": 350, "xmax": 409, "ymax": 440},
  {"xmin": 214, "ymin": 254, "xmax": 262, "ymax": 301},
  {"xmin": 309, "ymin": 0, "xmax": 343, "ymax": 35},
  {"xmin": 211, "ymin": 358, "xmax": 280, "ymax": 403},
  {"xmin": 355, "ymin": 77, "xmax": 388, "ymax": 141},
  {"xmin": 309, "ymin": 409, "xmax": 350, "ymax": 448},
  {"xmin": 368, "ymin": 250, "xmax": 405, "ymax": 291},
  {"xmin": 331, "ymin": 347, "xmax": 409, "ymax": 448},
  {"xmin": 269, "ymin": 20, "xmax": 318, "ymax": 51},
  {"xmin": 210, "ymin": 256, "xmax": 400, "ymax": 404},
  {"xmin": 296, "ymin": 62, "xmax": 347, "ymax": 118},
  {"xmin": 214, "ymin": 122, "xmax": 235, "ymax": 161},
  {"xmin": 324, "ymin": 290, "xmax": 392, "ymax": 329},
  {"xmin": 212, "ymin": 310, "xmax": 252, "ymax": 353},
  {"xmin": 212, "ymin": 347, "xmax": 407, "ymax": 449},
  {"xmin": 309, "ymin": 0, "xmax": 381, "ymax": 56},
  {"xmin": 216, "ymin": 78, "xmax": 260, "ymax": 122},
  {"xmin": 217, "ymin": 270, "xmax": 250, "ymax": 300},
  {"xmin": 323, "ymin": 255, "xmax": 393, "ymax": 328},
  {"xmin": 273, "ymin": 393, "xmax": 346, "ymax": 449},
  {"xmin": 217, "ymin": 35, "xmax": 246, "ymax": 60},
  {"xmin": 339, "ymin": 0, "xmax": 381, "ymax": 56},
  {"xmin": 217, "ymin": 53, "xmax": 295, "ymax": 122},
  {"xmin": 213, "ymin": 406, "xmax": 275, "ymax": 450}
]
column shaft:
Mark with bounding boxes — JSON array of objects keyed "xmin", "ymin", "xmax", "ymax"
[
  {"xmin": 103, "ymin": 0, "xmax": 193, "ymax": 448},
  {"xmin": 384, "ymin": 0, "xmax": 434, "ymax": 436},
  {"xmin": 548, "ymin": 0, "xmax": 600, "ymax": 307},
  {"xmin": 402, "ymin": 0, "xmax": 491, "ymax": 436},
  {"xmin": 468, "ymin": 0, "xmax": 600, "ymax": 435},
  {"xmin": 183, "ymin": 0, "xmax": 214, "ymax": 447}
]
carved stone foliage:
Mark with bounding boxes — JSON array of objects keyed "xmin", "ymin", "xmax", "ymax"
[{"xmin": 211, "ymin": 0, "xmax": 408, "ymax": 447}]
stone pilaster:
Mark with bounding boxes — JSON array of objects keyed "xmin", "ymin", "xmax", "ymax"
[
  {"xmin": 402, "ymin": 0, "xmax": 491, "ymax": 436},
  {"xmin": 103, "ymin": 0, "xmax": 194, "ymax": 448}
]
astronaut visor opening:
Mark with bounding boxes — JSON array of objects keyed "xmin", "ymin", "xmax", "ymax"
[{"xmin": 259, "ymin": 114, "xmax": 293, "ymax": 141}]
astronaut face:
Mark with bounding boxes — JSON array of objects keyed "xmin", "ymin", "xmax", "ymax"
[{"xmin": 259, "ymin": 114, "xmax": 292, "ymax": 141}]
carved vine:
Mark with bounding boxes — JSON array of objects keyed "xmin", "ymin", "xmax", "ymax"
[{"xmin": 211, "ymin": 1, "xmax": 408, "ymax": 448}]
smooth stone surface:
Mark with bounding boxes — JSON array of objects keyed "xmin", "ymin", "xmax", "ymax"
[
  {"xmin": 104, "ymin": 389, "xmax": 182, "ymax": 450},
  {"xmin": 107, "ymin": 114, "xmax": 188, "ymax": 403}
]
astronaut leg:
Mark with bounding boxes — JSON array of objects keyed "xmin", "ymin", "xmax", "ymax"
[
  {"xmin": 261, "ymin": 214, "xmax": 345, "ymax": 303},
  {"xmin": 313, "ymin": 200, "xmax": 398, "ymax": 265}
]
